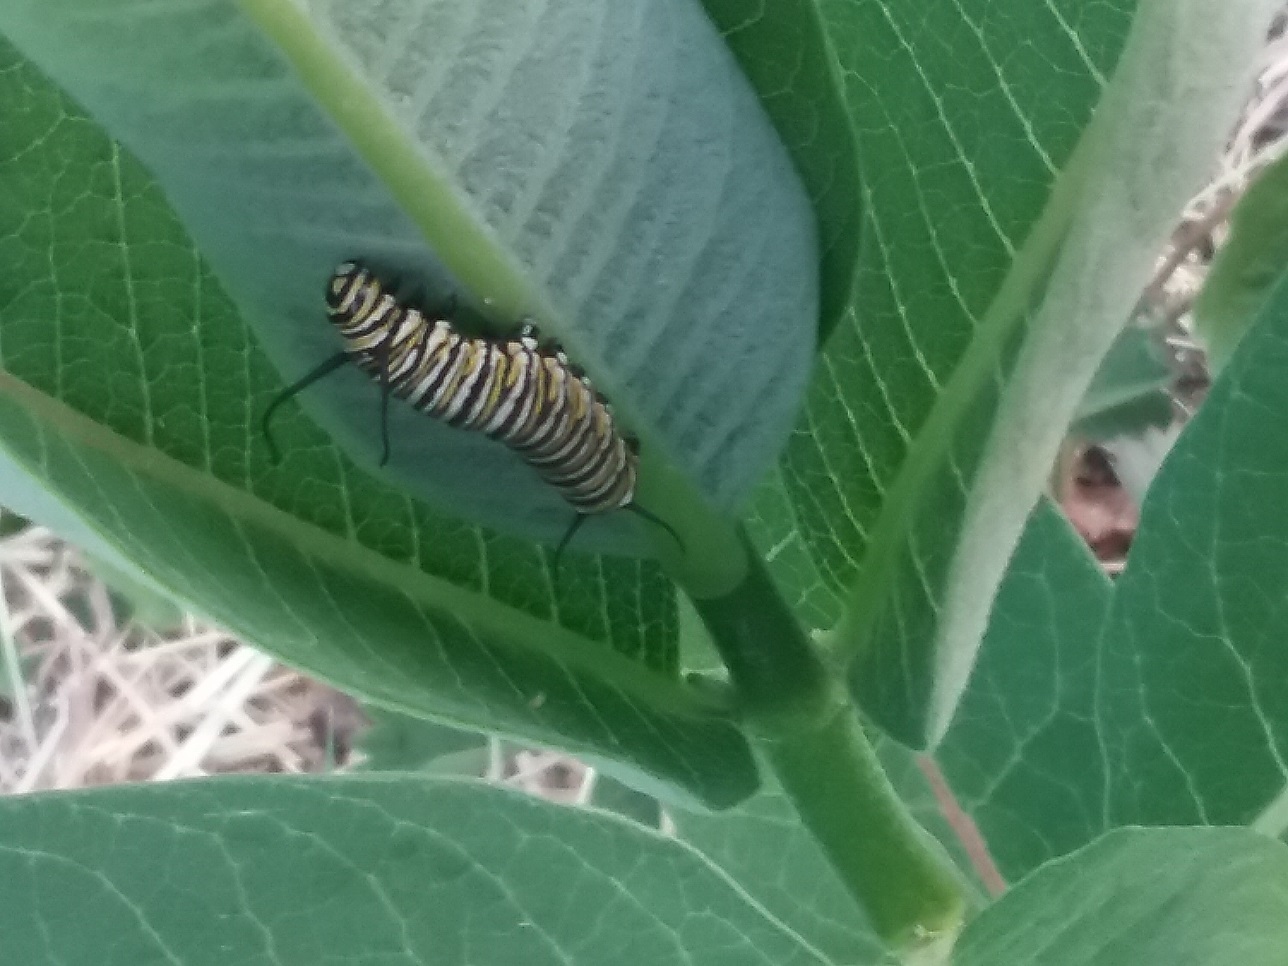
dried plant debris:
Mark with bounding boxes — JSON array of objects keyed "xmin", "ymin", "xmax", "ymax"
[
  {"xmin": 0, "ymin": 521, "xmax": 613, "ymax": 806},
  {"xmin": 0, "ymin": 524, "xmax": 332, "ymax": 792},
  {"xmin": 1060, "ymin": 7, "xmax": 1288, "ymax": 570}
]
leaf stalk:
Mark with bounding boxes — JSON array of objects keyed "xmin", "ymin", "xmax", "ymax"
[{"xmin": 686, "ymin": 529, "xmax": 967, "ymax": 956}]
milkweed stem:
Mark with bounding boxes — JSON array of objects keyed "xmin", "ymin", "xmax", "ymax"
[{"xmin": 688, "ymin": 528, "xmax": 968, "ymax": 957}]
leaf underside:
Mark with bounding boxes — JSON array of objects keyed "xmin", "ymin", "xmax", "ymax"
[
  {"xmin": 745, "ymin": 0, "xmax": 1275, "ymax": 748},
  {"xmin": 956, "ymin": 828, "xmax": 1288, "ymax": 966},
  {"xmin": 0, "ymin": 28, "xmax": 764, "ymax": 809},
  {"xmin": 1, "ymin": 0, "xmax": 819, "ymax": 546},
  {"xmin": 0, "ymin": 776, "xmax": 832, "ymax": 966}
]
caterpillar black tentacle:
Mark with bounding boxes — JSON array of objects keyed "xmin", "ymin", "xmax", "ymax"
[
  {"xmin": 261, "ymin": 351, "xmax": 351, "ymax": 464},
  {"xmin": 260, "ymin": 260, "xmax": 681, "ymax": 560}
]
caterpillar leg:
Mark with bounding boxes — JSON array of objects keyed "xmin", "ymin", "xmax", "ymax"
[
  {"xmin": 517, "ymin": 320, "xmax": 541, "ymax": 350},
  {"xmin": 625, "ymin": 503, "xmax": 684, "ymax": 555},
  {"xmin": 552, "ymin": 512, "xmax": 590, "ymax": 577},
  {"xmin": 516, "ymin": 318, "xmax": 567, "ymax": 357},
  {"xmin": 376, "ymin": 340, "xmax": 393, "ymax": 467},
  {"xmin": 416, "ymin": 289, "xmax": 458, "ymax": 318},
  {"xmin": 551, "ymin": 505, "xmax": 684, "ymax": 584},
  {"xmin": 260, "ymin": 352, "xmax": 351, "ymax": 463}
]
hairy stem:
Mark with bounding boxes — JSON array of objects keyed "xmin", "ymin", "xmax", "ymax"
[
  {"xmin": 686, "ymin": 529, "xmax": 967, "ymax": 955},
  {"xmin": 762, "ymin": 696, "xmax": 968, "ymax": 953}
]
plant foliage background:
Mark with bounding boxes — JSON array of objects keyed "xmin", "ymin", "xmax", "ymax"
[{"xmin": 2, "ymin": 0, "xmax": 1288, "ymax": 963}]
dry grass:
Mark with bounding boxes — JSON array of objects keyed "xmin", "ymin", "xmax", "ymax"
[
  {"xmin": 0, "ymin": 523, "xmax": 605, "ymax": 799},
  {"xmin": 1145, "ymin": 11, "xmax": 1288, "ymax": 399},
  {"xmin": 1056, "ymin": 11, "xmax": 1288, "ymax": 576},
  {"xmin": 4, "ymin": 16, "xmax": 1288, "ymax": 797},
  {"xmin": 0, "ymin": 525, "xmax": 335, "ymax": 791}
]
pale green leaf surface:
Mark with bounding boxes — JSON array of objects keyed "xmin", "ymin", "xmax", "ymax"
[
  {"xmin": 1072, "ymin": 325, "xmax": 1174, "ymax": 441},
  {"xmin": 1093, "ymin": 269, "xmax": 1288, "ymax": 834},
  {"xmin": 676, "ymin": 783, "xmax": 887, "ymax": 965},
  {"xmin": 356, "ymin": 706, "xmax": 487, "ymax": 774},
  {"xmin": 748, "ymin": 0, "xmax": 1126, "ymax": 671},
  {"xmin": 0, "ymin": 0, "xmax": 817, "ymax": 549},
  {"xmin": 955, "ymin": 827, "xmax": 1288, "ymax": 966},
  {"xmin": 750, "ymin": 0, "xmax": 1277, "ymax": 746},
  {"xmin": 82, "ymin": 550, "xmax": 189, "ymax": 632},
  {"xmin": 1194, "ymin": 146, "xmax": 1288, "ymax": 374},
  {"xmin": 0, "ymin": 775, "xmax": 833, "ymax": 966},
  {"xmin": 874, "ymin": 741, "xmax": 989, "ymax": 900},
  {"xmin": 1098, "ymin": 424, "xmax": 1181, "ymax": 506},
  {"xmin": 0, "ymin": 38, "xmax": 677, "ymax": 673},
  {"xmin": 588, "ymin": 775, "xmax": 664, "ymax": 829}
]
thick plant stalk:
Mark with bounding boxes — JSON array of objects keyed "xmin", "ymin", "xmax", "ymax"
[
  {"xmin": 762, "ymin": 695, "xmax": 968, "ymax": 955},
  {"xmin": 688, "ymin": 529, "xmax": 968, "ymax": 956}
]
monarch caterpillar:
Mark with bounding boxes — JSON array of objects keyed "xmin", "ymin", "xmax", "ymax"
[{"xmin": 261, "ymin": 260, "xmax": 679, "ymax": 558}]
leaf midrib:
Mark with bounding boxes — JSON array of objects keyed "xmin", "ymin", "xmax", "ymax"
[
  {"xmin": 237, "ymin": 0, "xmax": 538, "ymax": 326},
  {"xmin": 0, "ymin": 367, "xmax": 735, "ymax": 721},
  {"xmin": 823, "ymin": 96, "xmax": 1103, "ymax": 660},
  {"xmin": 237, "ymin": 0, "xmax": 751, "ymax": 595}
]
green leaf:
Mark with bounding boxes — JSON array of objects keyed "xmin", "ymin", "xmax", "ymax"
[
  {"xmin": 356, "ymin": 706, "xmax": 488, "ymax": 773},
  {"xmin": 0, "ymin": 649, "xmax": 12, "ymax": 700},
  {"xmin": 1194, "ymin": 147, "xmax": 1288, "ymax": 374},
  {"xmin": 0, "ymin": 507, "xmax": 28, "ymax": 538},
  {"xmin": 688, "ymin": 534, "xmax": 972, "ymax": 950},
  {"xmin": 875, "ymin": 741, "xmax": 991, "ymax": 902},
  {"xmin": 0, "ymin": 0, "xmax": 817, "ymax": 554},
  {"xmin": 0, "ymin": 775, "xmax": 836, "ymax": 966},
  {"xmin": 0, "ymin": 13, "xmax": 776, "ymax": 804},
  {"xmin": 934, "ymin": 500, "xmax": 1111, "ymax": 881},
  {"xmin": 1072, "ymin": 325, "xmax": 1174, "ymax": 441},
  {"xmin": 677, "ymin": 783, "xmax": 888, "ymax": 964},
  {"xmin": 749, "ymin": 0, "xmax": 1278, "ymax": 745},
  {"xmin": 588, "ymin": 774, "xmax": 663, "ymax": 828},
  {"xmin": 82, "ymin": 550, "xmax": 188, "ymax": 633},
  {"xmin": 1092, "ymin": 268, "xmax": 1288, "ymax": 833},
  {"xmin": 939, "ymin": 263, "xmax": 1288, "ymax": 879},
  {"xmin": 356, "ymin": 709, "xmax": 670, "ymax": 826},
  {"xmin": 1097, "ymin": 424, "xmax": 1181, "ymax": 504},
  {"xmin": 0, "ymin": 372, "xmax": 755, "ymax": 806},
  {"xmin": 700, "ymin": 0, "xmax": 864, "ymax": 337},
  {"xmin": 956, "ymin": 828, "xmax": 1288, "ymax": 966}
]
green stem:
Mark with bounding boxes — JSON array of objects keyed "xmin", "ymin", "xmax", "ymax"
[
  {"xmin": 764, "ymin": 698, "xmax": 967, "ymax": 952},
  {"xmin": 686, "ymin": 529, "xmax": 967, "ymax": 955}
]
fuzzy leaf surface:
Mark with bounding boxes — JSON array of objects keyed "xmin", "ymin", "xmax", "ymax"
[
  {"xmin": 0, "ymin": 39, "xmax": 760, "ymax": 807},
  {"xmin": 0, "ymin": 0, "xmax": 817, "ymax": 548},
  {"xmin": 0, "ymin": 776, "xmax": 836, "ymax": 966},
  {"xmin": 938, "ymin": 268, "xmax": 1288, "ymax": 878},
  {"xmin": 746, "ymin": 0, "xmax": 1277, "ymax": 745},
  {"xmin": 955, "ymin": 828, "xmax": 1288, "ymax": 966}
]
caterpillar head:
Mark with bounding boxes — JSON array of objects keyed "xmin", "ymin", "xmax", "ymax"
[{"xmin": 327, "ymin": 261, "xmax": 362, "ymax": 317}]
